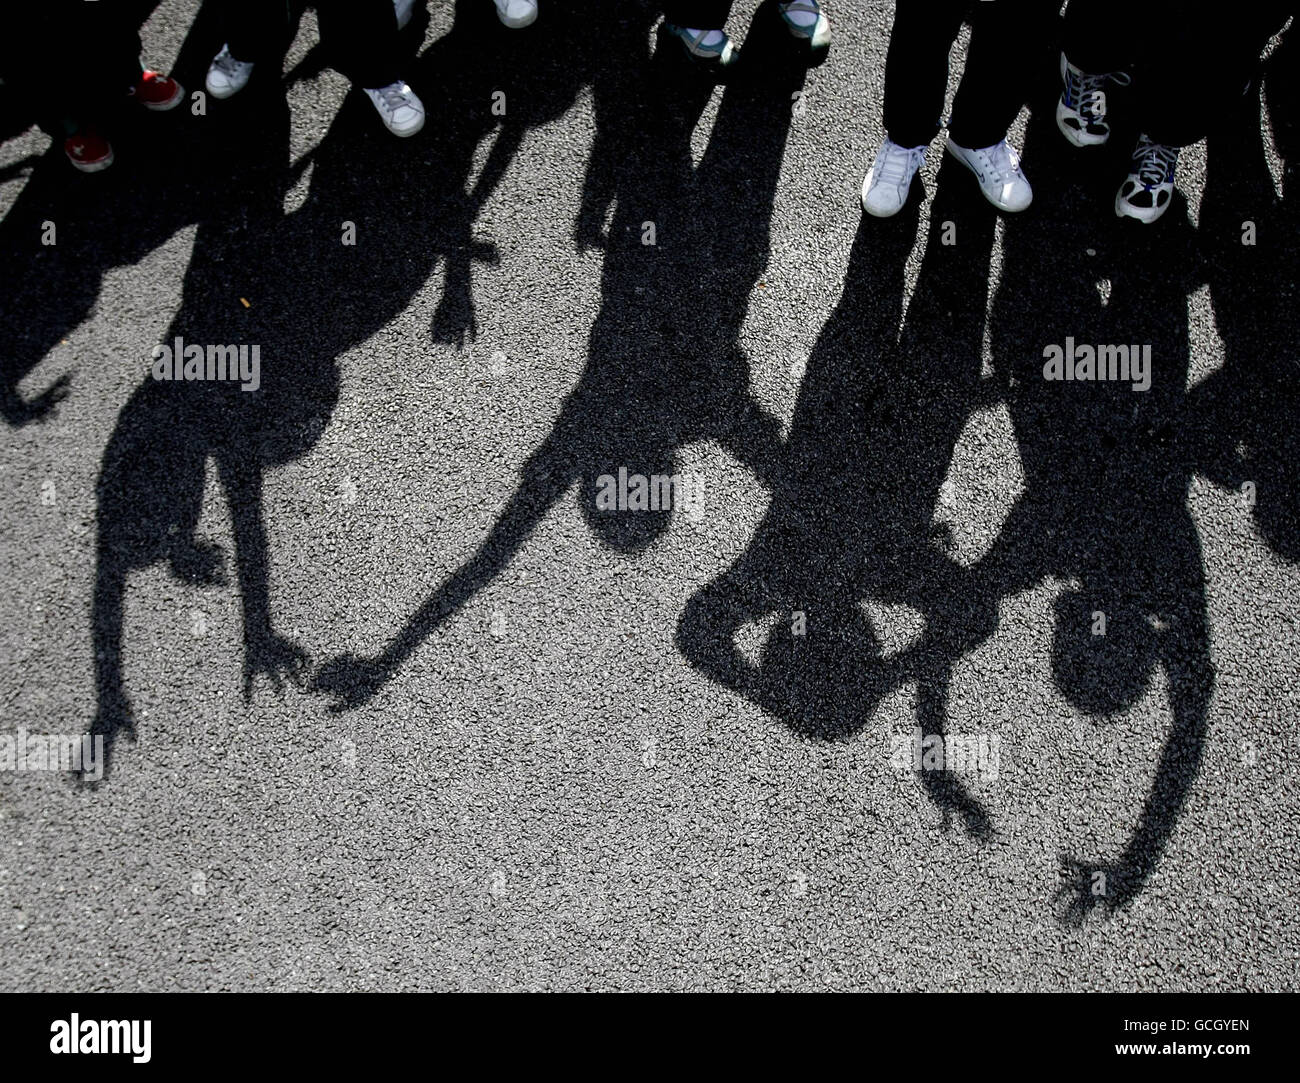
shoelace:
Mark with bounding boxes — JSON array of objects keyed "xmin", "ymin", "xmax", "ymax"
[
  {"xmin": 375, "ymin": 83, "xmax": 410, "ymax": 109},
  {"xmin": 214, "ymin": 50, "xmax": 245, "ymax": 76},
  {"xmin": 979, "ymin": 141, "xmax": 1020, "ymax": 183},
  {"xmin": 1132, "ymin": 139, "xmax": 1178, "ymax": 187},
  {"xmin": 876, "ymin": 143, "xmax": 925, "ymax": 185},
  {"xmin": 1064, "ymin": 65, "xmax": 1130, "ymax": 121}
]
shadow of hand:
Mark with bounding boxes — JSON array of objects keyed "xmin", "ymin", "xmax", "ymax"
[
  {"xmin": 2, "ymin": 373, "xmax": 71, "ymax": 427},
  {"xmin": 242, "ymin": 632, "xmax": 310, "ymax": 701},
  {"xmin": 312, "ymin": 652, "xmax": 388, "ymax": 713},
  {"xmin": 1055, "ymin": 855, "xmax": 1128, "ymax": 926}
]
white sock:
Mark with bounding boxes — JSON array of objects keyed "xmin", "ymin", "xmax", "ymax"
[{"xmin": 779, "ymin": 3, "xmax": 819, "ymax": 30}]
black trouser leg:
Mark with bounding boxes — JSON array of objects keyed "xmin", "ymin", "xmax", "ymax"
[
  {"xmin": 949, "ymin": 0, "xmax": 1053, "ymax": 148},
  {"xmin": 316, "ymin": 0, "xmax": 403, "ymax": 88},
  {"xmin": 1061, "ymin": 0, "xmax": 1140, "ymax": 73},
  {"xmin": 1065, "ymin": 0, "xmax": 1274, "ymax": 147},
  {"xmin": 881, "ymin": 0, "xmax": 967, "ymax": 148},
  {"xmin": 222, "ymin": 0, "xmax": 291, "ymax": 66},
  {"xmin": 18, "ymin": 1, "xmax": 143, "ymax": 133},
  {"xmin": 1141, "ymin": 22, "xmax": 1261, "ymax": 146},
  {"xmin": 663, "ymin": 2, "xmax": 735, "ymax": 30}
]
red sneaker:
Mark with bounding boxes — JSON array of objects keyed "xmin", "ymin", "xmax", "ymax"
[
  {"xmin": 130, "ymin": 70, "xmax": 184, "ymax": 111},
  {"xmin": 64, "ymin": 131, "xmax": 114, "ymax": 173}
]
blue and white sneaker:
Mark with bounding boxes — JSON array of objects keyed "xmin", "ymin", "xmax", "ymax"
[
  {"xmin": 1057, "ymin": 53, "xmax": 1131, "ymax": 147},
  {"xmin": 778, "ymin": 1, "xmax": 831, "ymax": 49},
  {"xmin": 663, "ymin": 24, "xmax": 738, "ymax": 68},
  {"xmin": 1116, "ymin": 134, "xmax": 1179, "ymax": 223}
]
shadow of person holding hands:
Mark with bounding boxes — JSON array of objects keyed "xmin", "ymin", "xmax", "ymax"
[
  {"xmin": 675, "ymin": 153, "xmax": 1006, "ymax": 841},
  {"xmin": 315, "ymin": 1, "xmax": 814, "ymax": 710},
  {"xmin": 976, "ymin": 98, "xmax": 1212, "ymax": 922},
  {"xmin": 89, "ymin": 0, "xmax": 618, "ymax": 773},
  {"xmin": 1188, "ymin": 16, "xmax": 1300, "ymax": 565}
]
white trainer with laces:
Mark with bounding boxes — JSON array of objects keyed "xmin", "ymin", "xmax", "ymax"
[
  {"xmin": 946, "ymin": 137, "xmax": 1033, "ymax": 212},
  {"xmin": 1116, "ymin": 134, "xmax": 1179, "ymax": 224},
  {"xmin": 1057, "ymin": 53, "xmax": 1131, "ymax": 147},
  {"xmin": 205, "ymin": 44, "xmax": 255, "ymax": 100},
  {"xmin": 861, "ymin": 138, "xmax": 927, "ymax": 218},
  {"xmin": 494, "ymin": 0, "xmax": 539, "ymax": 29},
  {"xmin": 364, "ymin": 81, "xmax": 425, "ymax": 138}
]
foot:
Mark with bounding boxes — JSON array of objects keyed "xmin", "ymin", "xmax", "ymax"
[
  {"xmin": 662, "ymin": 24, "xmax": 738, "ymax": 68},
  {"xmin": 1115, "ymin": 134, "xmax": 1178, "ymax": 223},
  {"xmin": 778, "ymin": 1, "xmax": 831, "ymax": 49},
  {"xmin": 861, "ymin": 138, "xmax": 926, "ymax": 217},
  {"xmin": 130, "ymin": 70, "xmax": 184, "ymax": 111},
  {"xmin": 363, "ymin": 80, "xmax": 425, "ymax": 137},
  {"xmin": 1057, "ymin": 52, "xmax": 1130, "ymax": 147},
  {"xmin": 64, "ymin": 131, "xmax": 114, "ymax": 173},
  {"xmin": 493, "ymin": 0, "xmax": 538, "ymax": 29},
  {"xmin": 945, "ymin": 137, "xmax": 1033, "ymax": 212},
  {"xmin": 394, "ymin": 0, "xmax": 418, "ymax": 30},
  {"xmin": 205, "ymin": 44, "xmax": 255, "ymax": 100}
]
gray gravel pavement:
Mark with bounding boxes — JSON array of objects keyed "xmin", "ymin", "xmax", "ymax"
[{"xmin": 0, "ymin": 0, "xmax": 1297, "ymax": 991}]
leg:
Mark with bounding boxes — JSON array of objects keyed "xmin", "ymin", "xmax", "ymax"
[
  {"xmin": 23, "ymin": 1, "xmax": 145, "ymax": 135},
  {"xmin": 881, "ymin": 0, "xmax": 967, "ymax": 148},
  {"xmin": 1116, "ymin": 7, "xmax": 1271, "ymax": 221},
  {"xmin": 949, "ymin": 0, "xmax": 1056, "ymax": 149},
  {"xmin": 317, "ymin": 0, "xmax": 404, "ymax": 89},
  {"xmin": 663, "ymin": 1, "xmax": 735, "ymax": 30},
  {"xmin": 1061, "ymin": 0, "xmax": 1141, "ymax": 74},
  {"xmin": 223, "ymin": 0, "xmax": 291, "ymax": 66},
  {"xmin": 1138, "ymin": 14, "xmax": 1271, "ymax": 148}
]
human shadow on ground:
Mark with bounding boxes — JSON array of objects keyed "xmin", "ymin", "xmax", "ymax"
[
  {"xmin": 0, "ymin": 0, "xmax": 226, "ymax": 426},
  {"xmin": 88, "ymin": 0, "xmax": 630, "ymax": 773},
  {"xmin": 315, "ymin": 1, "xmax": 815, "ymax": 709},
  {"xmin": 683, "ymin": 26, "xmax": 1294, "ymax": 916},
  {"xmin": 1187, "ymin": 21, "xmax": 1300, "ymax": 566},
  {"xmin": 995, "ymin": 27, "xmax": 1296, "ymax": 923},
  {"xmin": 674, "ymin": 154, "xmax": 1005, "ymax": 842}
]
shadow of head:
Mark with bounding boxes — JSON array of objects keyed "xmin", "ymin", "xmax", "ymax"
[
  {"xmin": 757, "ymin": 602, "xmax": 892, "ymax": 741},
  {"xmin": 580, "ymin": 448, "xmax": 684, "ymax": 553},
  {"xmin": 1052, "ymin": 587, "xmax": 1159, "ymax": 717}
]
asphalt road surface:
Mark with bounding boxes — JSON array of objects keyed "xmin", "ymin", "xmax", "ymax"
[{"xmin": 1, "ymin": 0, "xmax": 1298, "ymax": 991}]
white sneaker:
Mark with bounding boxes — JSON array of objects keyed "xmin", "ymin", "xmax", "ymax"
[
  {"xmin": 394, "ymin": 0, "xmax": 417, "ymax": 30},
  {"xmin": 363, "ymin": 81, "xmax": 425, "ymax": 137},
  {"xmin": 945, "ymin": 137, "xmax": 1033, "ymax": 212},
  {"xmin": 494, "ymin": 0, "xmax": 538, "ymax": 29},
  {"xmin": 861, "ymin": 138, "xmax": 926, "ymax": 218},
  {"xmin": 1115, "ymin": 134, "xmax": 1178, "ymax": 224},
  {"xmin": 205, "ymin": 44, "xmax": 255, "ymax": 100}
]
